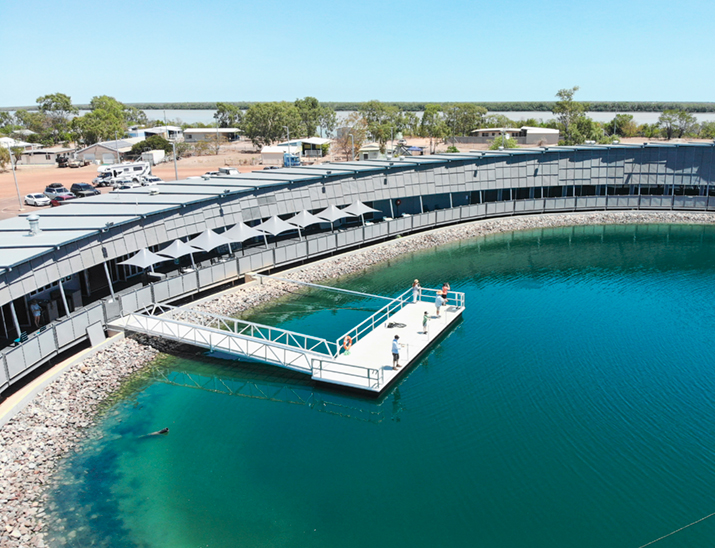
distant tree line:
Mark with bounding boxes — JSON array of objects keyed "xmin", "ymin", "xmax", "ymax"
[
  {"xmin": 5, "ymin": 101, "xmax": 715, "ymax": 114},
  {"xmin": 2, "ymin": 91, "xmax": 715, "ymax": 162}
]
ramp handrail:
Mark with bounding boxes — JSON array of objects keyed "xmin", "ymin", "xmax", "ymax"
[
  {"xmin": 135, "ymin": 303, "xmax": 338, "ymax": 357},
  {"xmin": 311, "ymin": 358, "xmax": 384, "ymax": 390},
  {"xmin": 333, "ymin": 287, "xmax": 411, "ymax": 357},
  {"xmin": 333, "ymin": 286, "xmax": 465, "ymax": 357}
]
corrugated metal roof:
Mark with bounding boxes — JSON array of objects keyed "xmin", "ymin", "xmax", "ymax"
[{"xmin": 76, "ymin": 137, "xmax": 144, "ymax": 154}]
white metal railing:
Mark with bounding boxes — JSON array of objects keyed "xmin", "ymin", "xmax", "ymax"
[
  {"xmin": 416, "ymin": 287, "xmax": 466, "ymax": 309},
  {"xmin": 333, "ymin": 287, "xmax": 411, "ymax": 357},
  {"xmin": 122, "ymin": 303, "xmax": 338, "ymax": 358},
  {"xmin": 334, "ymin": 286, "xmax": 465, "ymax": 357},
  {"xmin": 311, "ymin": 357, "xmax": 384, "ymax": 390}
]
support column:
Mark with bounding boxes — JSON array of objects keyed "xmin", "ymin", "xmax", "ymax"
[
  {"xmin": 58, "ymin": 280, "xmax": 70, "ymax": 317},
  {"xmin": 10, "ymin": 302, "xmax": 21, "ymax": 338},
  {"xmin": 103, "ymin": 262, "xmax": 116, "ymax": 301}
]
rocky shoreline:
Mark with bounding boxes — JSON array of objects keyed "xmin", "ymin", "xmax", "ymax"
[{"xmin": 1, "ymin": 210, "xmax": 713, "ymax": 547}]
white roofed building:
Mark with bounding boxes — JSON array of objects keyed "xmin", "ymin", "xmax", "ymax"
[{"xmin": 144, "ymin": 126, "xmax": 183, "ymax": 141}]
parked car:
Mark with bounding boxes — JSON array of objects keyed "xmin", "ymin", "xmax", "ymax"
[
  {"xmin": 70, "ymin": 183, "xmax": 100, "ymax": 197},
  {"xmin": 50, "ymin": 193, "xmax": 77, "ymax": 207},
  {"xmin": 111, "ymin": 178, "xmax": 139, "ymax": 189},
  {"xmin": 44, "ymin": 183, "xmax": 74, "ymax": 199},
  {"xmin": 68, "ymin": 159, "xmax": 91, "ymax": 168},
  {"xmin": 25, "ymin": 193, "xmax": 51, "ymax": 207},
  {"xmin": 113, "ymin": 182, "xmax": 142, "ymax": 191},
  {"xmin": 141, "ymin": 176, "xmax": 163, "ymax": 186}
]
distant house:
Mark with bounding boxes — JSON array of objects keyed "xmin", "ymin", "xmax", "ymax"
[
  {"xmin": 75, "ymin": 137, "xmax": 145, "ymax": 164},
  {"xmin": 18, "ymin": 146, "xmax": 75, "ymax": 165},
  {"xmin": 301, "ymin": 137, "xmax": 331, "ymax": 158},
  {"xmin": 274, "ymin": 139, "xmax": 304, "ymax": 156},
  {"xmin": 468, "ymin": 126, "xmax": 559, "ymax": 145},
  {"xmin": 144, "ymin": 126, "xmax": 183, "ymax": 141},
  {"xmin": 184, "ymin": 128, "xmax": 240, "ymax": 143},
  {"xmin": 0, "ymin": 137, "xmax": 38, "ymax": 151},
  {"xmin": 357, "ymin": 143, "xmax": 398, "ymax": 161}
]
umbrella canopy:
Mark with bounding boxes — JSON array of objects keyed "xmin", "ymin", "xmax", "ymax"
[
  {"xmin": 188, "ymin": 229, "xmax": 233, "ymax": 252},
  {"xmin": 157, "ymin": 239, "xmax": 201, "ymax": 259},
  {"xmin": 315, "ymin": 205, "xmax": 356, "ymax": 224},
  {"xmin": 343, "ymin": 200, "xmax": 380, "ymax": 217},
  {"xmin": 254, "ymin": 216, "xmax": 297, "ymax": 237},
  {"xmin": 287, "ymin": 210, "xmax": 325, "ymax": 228},
  {"xmin": 117, "ymin": 248, "xmax": 168, "ymax": 269},
  {"xmin": 222, "ymin": 222, "xmax": 264, "ymax": 243}
]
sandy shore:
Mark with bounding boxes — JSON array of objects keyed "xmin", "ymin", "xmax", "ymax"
[{"xmin": 1, "ymin": 210, "xmax": 714, "ymax": 547}]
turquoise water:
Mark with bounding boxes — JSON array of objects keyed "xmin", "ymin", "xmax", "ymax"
[{"xmin": 46, "ymin": 224, "xmax": 715, "ymax": 547}]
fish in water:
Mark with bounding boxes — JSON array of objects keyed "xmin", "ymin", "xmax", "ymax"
[{"xmin": 147, "ymin": 427, "xmax": 169, "ymax": 436}]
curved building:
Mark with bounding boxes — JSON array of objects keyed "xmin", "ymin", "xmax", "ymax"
[{"xmin": 1, "ymin": 143, "xmax": 713, "ymax": 394}]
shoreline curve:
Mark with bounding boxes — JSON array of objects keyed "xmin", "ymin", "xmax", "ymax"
[{"xmin": 1, "ymin": 210, "xmax": 713, "ymax": 547}]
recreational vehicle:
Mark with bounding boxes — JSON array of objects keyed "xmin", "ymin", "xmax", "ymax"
[{"xmin": 93, "ymin": 162, "xmax": 152, "ymax": 186}]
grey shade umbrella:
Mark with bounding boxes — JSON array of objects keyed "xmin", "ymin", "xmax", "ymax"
[
  {"xmin": 315, "ymin": 205, "xmax": 356, "ymax": 231},
  {"xmin": 157, "ymin": 239, "xmax": 201, "ymax": 268},
  {"xmin": 287, "ymin": 210, "xmax": 325, "ymax": 240},
  {"xmin": 343, "ymin": 200, "xmax": 381, "ymax": 225},
  {"xmin": 118, "ymin": 248, "xmax": 168, "ymax": 273},
  {"xmin": 255, "ymin": 216, "xmax": 297, "ymax": 247},
  {"xmin": 188, "ymin": 229, "xmax": 233, "ymax": 252}
]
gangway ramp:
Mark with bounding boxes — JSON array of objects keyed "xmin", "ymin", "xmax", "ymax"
[
  {"xmin": 109, "ymin": 284, "xmax": 465, "ymax": 394},
  {"xmin": 109, "ymin": 304, "xmax": 336, "ymax": 375}
]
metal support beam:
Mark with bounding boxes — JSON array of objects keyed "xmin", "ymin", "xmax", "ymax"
[
  {"xmin": 103, "ymin": 262, "xmax": 116, "ymax": 301},
  {"xmin": 10, "ymin": 302, "xmax": 21, "ymax": 338},
  {"xmin": 58, "ymin": 280, "xmax": 70, "ymax": 318},
  {"xmin": 253, "ymin": 273, "xmax": 398, "ymax": 302}
]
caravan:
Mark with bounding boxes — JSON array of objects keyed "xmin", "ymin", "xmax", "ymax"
[{"xmin": 92, "ymin": 162, "xmax": 152, "ymax": 187}]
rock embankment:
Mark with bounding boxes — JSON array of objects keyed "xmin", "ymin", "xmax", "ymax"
[{"xmin": 0, "ymin": 210, "xmax": 712, "ymax": 547}]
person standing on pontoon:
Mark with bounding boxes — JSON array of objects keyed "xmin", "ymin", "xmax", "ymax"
[
  {"xmin": 441, "ymin": 282, "xmax": 451, "ymax": 305},
  {"xmin": 435, "ymin": 293, "xmax": 444, "ymax": 317},
  {"xmin": 412, "ymin": 279, "xmax": 421, "ymax": 303},
  {"xmin": 392, "ymin": 335, "xmax": 402, "ymax": 369}
]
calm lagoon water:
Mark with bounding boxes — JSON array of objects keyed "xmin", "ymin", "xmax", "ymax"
[{"xmin": 46, "ymin": 224, "xmax": 715, "ymax": 547}]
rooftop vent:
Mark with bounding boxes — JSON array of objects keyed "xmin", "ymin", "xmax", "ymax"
[
  {"xmin": 27, "ymin": 214, "xmax": 40, "ymax": 236},
  {"xmin": 149, "ymin": 188, "xmax": 160, "ymax": 195}
]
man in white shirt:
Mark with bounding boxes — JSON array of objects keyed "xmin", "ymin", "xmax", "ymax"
[
  {"xmin": 435, "ymin": 293, "xmax": 444, "ymax": 317},
  {"xmin": 391, "ymin": 335, "xmax": 401, "ymax": 369}
]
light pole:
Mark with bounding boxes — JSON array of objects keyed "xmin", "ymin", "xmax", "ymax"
[
  {"xmin": 172, "ymin": 141, "xmax": 178, "ymax": 180},
  {"xmin": 283, "ymin": 126, "xmax": 290, "ymax": 156},
  {"xmin": 349, "ymin": 134, "xmax": 354, "ymax": 161},
  {"xmin": 390, "ymin": 127, "xmax": 394, "ymax": 159},
  {"xmin": 9, "ymin": 149, "xmax": 24, "ymax": 211}
]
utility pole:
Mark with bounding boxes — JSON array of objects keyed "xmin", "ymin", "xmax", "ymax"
[
  {"xmin": 172, "ymin": 141, "xmax": 178, "ymax": 180},
  {"xmin": 349, "ymin": 134, "xmax": 354, "ymax": 161},
  {"xmin": 9, "ymin": 149, "xmax": 24, "ymax": 211}
]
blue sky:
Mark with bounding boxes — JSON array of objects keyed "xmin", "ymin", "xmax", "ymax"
[{"xmin": 2, "ymin": 0, "xmax": 713, "ymax": 107}]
